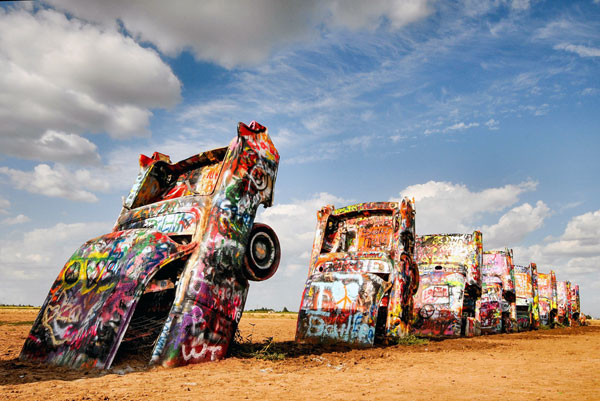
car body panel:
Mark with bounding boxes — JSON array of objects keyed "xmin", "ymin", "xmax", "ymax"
[
  {"xmin": 480, "ymin": 282, "xmax": 503, "ymax": 333},
  {"xmin": 530, "ymin": 263, "xmax": 541, "ymax": 330},
  {"xmin": 514, "ymin": 263, "xmax": 540, "ymax": 331},
  {"xmin": 481, "ymin": 250, "xmax": 516, "ymax": 334},
  {"xmin": 296, "ymin": 271, "xmax": 386, "ymax": 345},
  {"xmin": 569, "ymin": 284, "xmax": 582, "ymax": 325},
  {"xmin": 412, "ymin": 232, "xmax": 482, "ymax": 338},
  {"xmin": 20, "ymin": 230, "xmax": 195, "ymax": 369},
  {"xmin": 556, "ymin": 281, "xmax": 571, "ymax": 326},
  {"xmin": 537, "ymin": 271, "xmax": 558, "ymax": 327},
  {"xmin": 21, "ymin": 122, "xmax": 280, "ymax": 369},
  {"xmin": 296, "ymin": 200, "xmax": 418, "ymax": 346}
]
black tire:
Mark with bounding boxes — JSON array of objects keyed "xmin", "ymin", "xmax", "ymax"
[{"xmin": 243, "ymin": 223, "xmax": 280, "ymax": 281}]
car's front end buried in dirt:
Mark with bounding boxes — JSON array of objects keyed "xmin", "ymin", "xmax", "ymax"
[
  {"xmin": 296, "ymin": 269, "xmax": 387, "ymax": 346},
  {"xmin": 20, "ymin": 229, "xmax": 196, "ymax": 369},
  {"xmin": 411, "ymin": 264, "xmax": 481, "ymax": 338},
  {"xmin": 20, "ymin": 121, "xmax": 281, "ymax": 369},
  {"xmin": 295, "ymin": 200, "xmax": 418, "ymax": 347},
  {"xmin": 412, "ymin": 233, "xmax": 482, "ymax": 338}
]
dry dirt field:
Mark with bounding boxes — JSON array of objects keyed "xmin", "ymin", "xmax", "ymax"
[{"xmin": 1, "ymin": 308, "xmax": 599, "ymax": 400}]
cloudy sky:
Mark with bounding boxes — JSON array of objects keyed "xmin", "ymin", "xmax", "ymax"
[{"xmin": 1, "ymin": 1, "xmax": 599, "ymax": 316}]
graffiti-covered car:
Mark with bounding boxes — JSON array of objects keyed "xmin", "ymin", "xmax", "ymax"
[
  {"xmin": 514, "ymin": 263, "xmax": 540, "ymax": 331},
  {"xmin": 569, "ymin": 283, "xmax": 583, "ymax": 326},
  {"xmin": 537, "ymin": 270, "xmax": 558, "ymax": 327},
  {"xmin": 21, "ymin": 121, "xmax": 280, "ymax": 369},
  {"xmin": 556, "ymin": 280, "xmax": 571, "ymax": 326},
  {"xmin": 295, "ymin": 200, "xmax": 418, "ymax": 346},
  {"xmin": 411, "ymin": 232, "xmax": 483, "ymax": 338},
  {"xmin": 480, "ymin": 250, "xmax": 517, "ymax": 334}
]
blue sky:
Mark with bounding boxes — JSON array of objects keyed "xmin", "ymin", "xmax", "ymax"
[{"xmin": 1, "ymin": 0, "xmax": 599, "ymax": 316}]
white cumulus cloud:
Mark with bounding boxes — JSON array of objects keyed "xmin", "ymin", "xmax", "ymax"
[
  {"xmin": 512, "ymin": 209, "xmax": 600, "ymax": 315},
  {"xmin": 27, "ymin": 130, "xmax": 101, "ymax": 165},
  {"xmin": 0, "ymin": 164, "xmax": 110, "ymax": 202},
  {"xmin": 0, "ymin": 6, "xmax": 181, "ymax": 162},
  {"xmin": 47, "ymin": 0, "xmax": 433, "ymax": 68},
  {"xmin": 480, "ymin": 201, "xmax": 551, "ymax": 249},
  {"xmin": 2, "ymin": 214, "xmax": 31, "ymax": 225},
  {"xmin": 543, "ymin": 210, "xmax": 600, "ymax": 257},
  {"xmin": 393, "ymin": 180, "xmax": 538, "ymax": 234}
]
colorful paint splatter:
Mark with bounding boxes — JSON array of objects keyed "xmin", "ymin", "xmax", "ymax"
[
  {"xmin": 296, "ymin": 200, "xmax": 418, "ymax": 346},
  {"xmin": 569, "ymin": 284, "xmax": 582, "ymax": 325},
  {"xmin": 556, "ymin": 281, "xmax": 571, "ymax": 326},
  {"xmin": 481, "ymin": 250, "xmax": 516, "ymax": 334},
  {"xmin": 537, "ymin": 271, "xmax": 558, "ymax": 327},
  {"xmin": 21, "ymin": 122, "xmax": 280, "ymax": 369},
  {"xmin": 412, "ymin": 232, "xmax": 483, "ymax": 338},
  {"xmin": 514, "ymin": 263, "xmax": 540, "ymax": 331}
]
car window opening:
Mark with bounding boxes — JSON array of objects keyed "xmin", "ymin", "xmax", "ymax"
[
  {"xmin": 320, "ymin": 210, "xmax": 395, "ymax": 254},
  {"xmin": 130, "ymin": 147, "xmax": 228, "ymax": 209},
  {"xmin": 168, "ymin": 234, "xmax": 193, "ymax": 245}
]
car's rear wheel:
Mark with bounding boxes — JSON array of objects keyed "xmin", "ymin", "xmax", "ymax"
[{"xmin": 243, "ymin": 223, "xmax": 280, "ymax": 281}]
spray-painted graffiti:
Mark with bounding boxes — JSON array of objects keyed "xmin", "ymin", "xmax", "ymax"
[
  {"xmin": 480, "ymin": 283, "xmax": 502, "ymax": 332},
  {"xmin": 296, "ymin": 200, "xmax": 418, "ymax": 346},
  {"xmin": 481, "ymin": 250, "xmax": 516, "ymax": 334},
  {"xmin": 529, "ymin": 263, "xmax": 540, "ymax": 330},
  {"xmin": 121, "ymin": 211, "xmax": 202, "ymax": 235},
  {"xmin": 412, "ymin": 232, "xmax": 482, "ymax": 338},
  {"xmin": 569, "ymin": 284, "xmax": 583, "ymax": 325},
  {"xmin": 537, "ymin": 271, "xmax": 558, "ymax": 327},
  {"xmin": 21, "ymin": 230, "xmax": 195, "ymax": 368},
  {"xmin": 514, "ymin": 264, "xmax": 540, "ymax": 331},
  {"xmin": 297, "ymin": 272, "xmax": 384, "ymax": 345},
  {"xmin": 21, "ymin": 122, "xmax": 281, "ymax": 369},
  {"xmin": 556, "ymin": 281, "xmax": 571, "ymax": 326}
]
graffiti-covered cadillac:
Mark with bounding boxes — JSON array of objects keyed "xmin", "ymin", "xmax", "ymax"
[
  {"xmin": 569, "ymin": 284, "xmax": 584, "ymax": 326},
  {"xmin": 556, "ymin": 280, "xmax": 571, "ymax": 326},
  {"xmin": 21, "ymin": 122, "xmax": 280, "ymax": 369},
  {"xmin": 411, "ymin": 232, "xmax": 482, "ymax": 338},
  {"xmin": 537, "ymin": 270, "xmax": 558, "ymax": 327},
  {"xmin": 514, "ymin": 263, "xmax": 540, "ymax": 331},
  {"xmin": 296, "ymin": 200, "xmax": 418, "ymax": 346},
  {"xmin": 569, "ymin": 283, "xmax": 582, "ymax": 325},
  {"xmin": 480, "ymin": 250, "xmax": 516, "ymax": 334}
]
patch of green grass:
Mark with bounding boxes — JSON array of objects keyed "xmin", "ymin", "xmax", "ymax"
[
  {"xmin": 230, "ymin": 335, "xmax": 287, "ymax": 361},
  {"xmin": 539, "ymin": 324, "xmax": 551, "ymax": 330},
  {"xmin": 391, "ymin": 334, "xmax": 429, "ymax": 346},
  {"xmin": 251, "ymin": 340, "xmax": 287, "ymax": 361}
]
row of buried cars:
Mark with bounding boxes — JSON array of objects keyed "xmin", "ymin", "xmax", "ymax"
[
  {"xmin": 19, "ymin": 122, "xmax": 584, "ymax": 370},
  {"xmin": 295, "ymin": 203, "xmax": 585, "ymax": 347}
]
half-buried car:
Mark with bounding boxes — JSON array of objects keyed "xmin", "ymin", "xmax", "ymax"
[
  {"xmin": 480, "ymin": 249, "xmax": 517, "ymax": 334},
  {"xmin": 411, "ymin": 231, "xmax": 483, "ymax": 338},
  {"xmin": 295, "ymin": 200, "xmax": 418, "ymax": 346},
  {"xmin": 21, "ymin": 121, "xmax": 280, "ymax": 369}
]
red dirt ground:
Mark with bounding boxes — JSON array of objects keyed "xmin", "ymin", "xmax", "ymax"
[{"xmin": 1, "ymin": 308, "xmax": 599, "ymax": 400}]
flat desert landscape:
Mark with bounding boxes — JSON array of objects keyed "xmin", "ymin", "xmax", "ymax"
[{"xmin": 1, "ymin": 308, "xmax": 599, "ymax": 400}]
